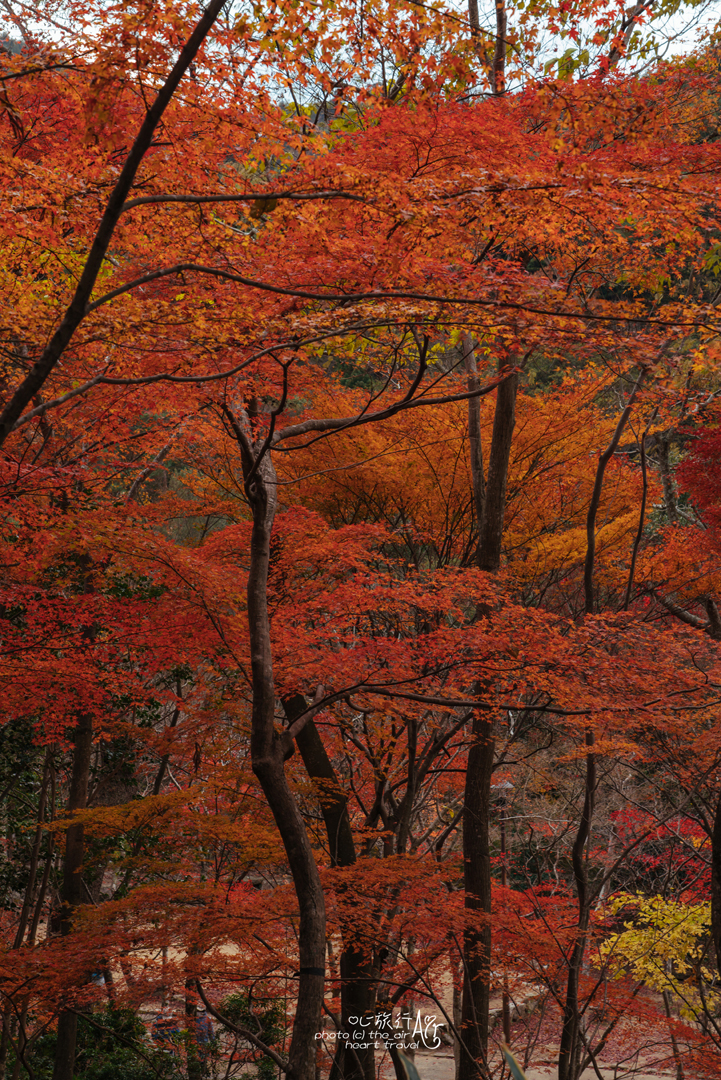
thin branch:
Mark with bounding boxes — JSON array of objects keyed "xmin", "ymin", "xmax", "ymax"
[
  {"xmin": 584, "ymin": 364, "xmax": 651, "ymax": 614},
  {"xmin": 10, "ymin": 372, "xmax": 109, "ymax": 431},
  {"xmin": 0, "ymin": 0, "xmax": 230, "ymax": 447},
  {"xmin": 272, "ymin": 369, "xmax": 515, "ymax": 446},
  {"xmin": 84, "ymin": 262, "xmax": 716, "ymax": 330},
  {"xmin": 195, "ymin": 982, "xmax": 290, "ymax": 1071},
  {"xmin": 126, "ymin": 424, "xmax": 184, "ymax": 502},
  {"xmin": 623, "ymin": 407, "xmax": 658, "ymax": 610},
  {"xmin": 121, "ymin": 189, "xmax": 366, "ymax": 212},
  {"xmin": 9, "ymin": 324, "xmax": 409, "ymax": 431}
]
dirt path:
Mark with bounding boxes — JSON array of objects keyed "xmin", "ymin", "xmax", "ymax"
[{"xmin": 411, "ymin": 1049, "xmax": 673, "ymax": 1080}]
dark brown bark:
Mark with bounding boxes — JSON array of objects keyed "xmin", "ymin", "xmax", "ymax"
[
  {"xmin": 459, "ymin": 712, "xmax": 494, "ymax": 1080},
  {"xmin": 28, "ymin": 759, "xmax": 55, "ymax": 947},
  {"xmin": 623, "ymin": 410, "xmax": 656, "ymax": 611},
  {"xmin": 712, "ymin": 789, "xmax": 721, "ymax": 978},
  {"xmin": 491, "ymin": 0, "xmax": 507, "ymax": 95},
  {"xmin": 285, "ymin": 696, "xmax": 356, "ymax": 870},
  {"xmin": 461, "ymin": 335, "xmax": 485, "ymax": 542},
  {"xmin": 0, "ymin": 0, "xmax": 229, "ymax": 446},
  {"xmin": 608, "ymin": 1, "xmax": 653, "ymax": 69},
  {"xmin": 13, "ymin": 751, "xmax": 51, "ymax": 948},
  {"xmin": 584, "ymin": 369, "xmax": 646, "ymax": 614},
  {"xmin": 242, "ymin": 434, "xmax": 326, "ymax": 1080},
  {"xmin": 185, "ymin": 974, "xmax": 202, "ymax": 1080},
  {"xmin": 52, "ymin": 713, "xmax": 93, "ymax": 1080},
  {"xmin": 459, "ymin": 348, "xmax": 515, "ymax": 1078},
  {"xmin": 9, "ymin": 1005, "xmax": 33, "ymax": 1080},
  {"xmin": 477, "ymin": 367, "xmax": 517, "ymax": 573},
  {"xmin": 283, "ymin": 695, "xmax": 373, "ymax": 1080},
  {"xmin": 652, "ymin": 433, "xmax": 679, "ymax": 525},
  {"xmin": 0, "ymin": 751, "xmax": 55, "ymax": 1080},
  {"xmin": 0, "ymin": 1004, "xmax": 9, "ymax": 1077},
  {"xmin": 467, "ymin": 0, "xmax": 487, "ymax": 68},
  {"xmin": 561, "ymin": 359, "xmax": 645, "ymax": 1075},
  {"xmin": 661, "ymin": 990, "xmax": 684, "ymax": 1080},
  {"xmin": 705, "ymin": 598, "xmax": 721, "ymax": 640},
  {"xmin": 152, "ymin": 690, "xmax": 182, "ymax": 796},
  {"xmin": 0, "ymin": 766, "xmax": 55, "ymax": 1077},
  {"xmin": 651, "ymin": 591, "xmax": 721, "ymax": 640},
  {"xmin": 558, "ymin": 731, "xmax": 596, "ymax": 1080}
]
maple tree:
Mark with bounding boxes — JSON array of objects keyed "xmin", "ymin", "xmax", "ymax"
[{"xmin": 2, "ymin": 1, "xmax": 721, "ymax": 1080}]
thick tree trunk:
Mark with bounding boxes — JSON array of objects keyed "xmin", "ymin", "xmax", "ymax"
[
  {"xmin": 52, "ymin": 713, "xmax": 93, "ymax": 1080},
  {"xmin": 459, "ymin": 346, "xmax": 516, "ymax": 1079},
  {"xmin": 283, "ymin": 695, "xmax": 374, "ymax": 1080},
  {"xmin": 461, "ymin": 334, "xmax": 485, "ymax": 540},
  {"xmin": 459, "ymin": 713, "xmax": 494, "ymax": 1080},
  {"xmin": 459, "ymin": 345, "xmax": 517, "ymax": 1078},
  {"xmin": 477, "ymin": 368, "xmax": 517, "ymax": 573},
  {"xmin": 286, "ymin": 697, "xmax": 356, "ymax": 870},
  {"xmin": 655, "ymin": 434, "xmax": 679, "ymax": 525},
  {"xmin": 491, "ymin": 0, "xmax": 507, "ymax": 95},
  {"xmin": 244, "ymin": 446, "xmax": 326, "ymax": 1080},
  {"xmin": 185, "ymin": 976, "xmax": 202, "ymax": 1080}
]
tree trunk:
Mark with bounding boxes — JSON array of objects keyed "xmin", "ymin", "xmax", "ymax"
[
  {"xmin": 28, "ymin": 758, "xmax": 56, "ymax": 948},
  {"xmin": 459, "ymin": 346, "xmax": 516, "ymax": 1078},
  {"xmin": 52, "ymin": 714, "xmax": 93, "ymax": 1080},
  {"xmin": 459, "ymin": 713, "xmax": 494, "ymax": 1080},
  {"xmin": 584, "ymin": 369, "xmax": 647, "ymax": 613},
  {"xmin": 0, "ymin": 0, "xmax": 230, "ymax": 446},
  {"xmin": 711, "ymin": 787, "xmax": 721, "ymax": 977},
  {"xmin": 0, "ymin": 756, "xmax": 53, "ymax": 1076},
  {"xmin": 491, "ymin": 0, "xmax": 507, "ymax": 95},
  {"xmin": 286, "ymin": 697, "xmax": 356, "ymax": 870},
  {"xmin": 557, "ymin": 731, "xmax": 596, "ymax": 1080},
  {"xmin": 477, "ymin": 366, "xmax": 517, "ymax": 573},
  {"xmin": 244, "ymin": 444, "xmax": 326, "ymax": 1080},
  {"xmin": 459, "ymin": 344, "xmax": 517, "ymax": 1077},
  {"xmin": 283, "ymin": 695, "xmax": 374, "ymax": 1080},
  {"xmin": 13, "ymin": 751, "xmax": 51, "ymax": 949},
  {"xmin": 186, "ymin": 975, "xmax": 202, "ymax": 1080},
  {"xmin": 655, "ymin": 434, "xmax": 679, "ymax": 525},
  {"xmin": 461, "ymin": 334, "xmax": 485, "ymax": 541}
]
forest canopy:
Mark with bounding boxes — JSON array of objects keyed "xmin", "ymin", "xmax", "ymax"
[{"xmin": 1, "ymin": 1, "xmax": 721, "ymax": 1079}]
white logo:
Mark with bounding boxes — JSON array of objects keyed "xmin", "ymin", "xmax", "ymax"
[{"xmin": 314, "ymin": 1012, "xmax": 442, "ymax": 1051}]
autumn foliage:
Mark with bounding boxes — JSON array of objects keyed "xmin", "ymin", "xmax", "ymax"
[{"xmin": 1, "ymin": 2, "xmax": 721, "ymax": 1080}]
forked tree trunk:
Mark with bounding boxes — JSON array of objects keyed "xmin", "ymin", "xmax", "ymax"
[
  {"xmin": 283, "ymin": 695, "xmax": 374, "ymax": 1080},
  {"xmin": 244, "ymin": 443, "xmax": 326, "ymax": 1080}
]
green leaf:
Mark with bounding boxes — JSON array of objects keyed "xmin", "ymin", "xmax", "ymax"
[
  {"xmin": 501, "ymin": 1045, "xmax": 528, "ymax": 1080},
  {"xmin": 397, "ymin": 1051, "xmax": 423, "ymax": 1080}
]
